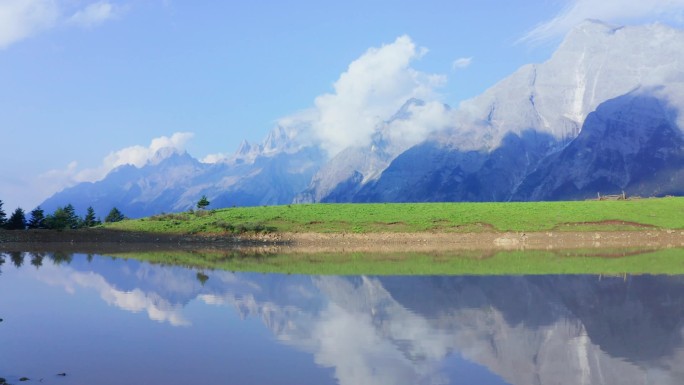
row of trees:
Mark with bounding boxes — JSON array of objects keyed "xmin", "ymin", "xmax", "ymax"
[
  {"xmin": 0, "ymin": 195, "xmax": 210, "ymax": 231},
  {"xmin": 0, "ymin": 200, "xmax": 125, "ymax": 231}
]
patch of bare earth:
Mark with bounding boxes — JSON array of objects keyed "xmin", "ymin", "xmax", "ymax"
[
  {"xmin": 1, "ymin": 228, "xmax": 684, "ymax": 254},
  {"xmin": 553, "ymin": 220, "xmax": 658, "ymax": 230},
  {"xmin": 264, "ymin": 230, "xmax": 684, "ymax": 253}
]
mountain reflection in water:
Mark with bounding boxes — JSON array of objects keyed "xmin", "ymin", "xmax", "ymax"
[{"xmin": 1, "ymin": 252, "xmax": 684, "ymax": 385}]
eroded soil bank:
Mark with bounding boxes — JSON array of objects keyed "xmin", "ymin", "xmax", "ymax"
[{"xmin": 1, "ymin": 228, "xmax": 684, "ymax": 254}]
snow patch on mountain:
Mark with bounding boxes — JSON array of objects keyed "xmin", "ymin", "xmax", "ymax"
[{"xmin": 444, "ymin": 20, "xmax": 684, "ymax": 153}]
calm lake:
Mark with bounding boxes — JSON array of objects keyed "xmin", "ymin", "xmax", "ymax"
[{"xmin": 2, "ymin": 252, "xmax": 684, "ymax": 384}]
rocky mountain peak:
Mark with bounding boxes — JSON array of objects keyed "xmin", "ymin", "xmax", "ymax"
[{"xmin": 39, "ymin": 21, "xmax": 684, "ymax": 213}]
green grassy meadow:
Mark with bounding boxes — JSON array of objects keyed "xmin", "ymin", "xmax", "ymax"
[
  {"xmin": 94, "ymin": 198, "xmax": 684, "ymax": 276},
  {"xmin": 105, "ymin": 197, "xmax": 684, "ymax": 235}
]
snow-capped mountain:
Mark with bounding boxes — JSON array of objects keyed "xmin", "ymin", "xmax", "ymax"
[
  {"xmin": 454, "ymin": 20, "xmax": 684, "ymax": 147},
  {"xmin": 40, "ymin": 20, "xmax": 684, "ymax": 215},
  {"xmin": 40, "ymin": 151, "xmax": 207, "ymax": 218},
  {"xmin": 350, "ymin": 20, "xmax": 684, "ymax": 202},
  {"xmin": 41, "ymin": 125, "xmax": 325, "ymax": 217}
]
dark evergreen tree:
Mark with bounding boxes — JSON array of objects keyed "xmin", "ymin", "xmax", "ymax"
[
  {"xmin": 63, "ymin": 204, "xmax": 81, "ymax": 229},
  {"xmin": 45, "ymin": 205, "xmax": 73, "ymax": 230},
  {"xmin": 0, "ymin": 200, "xmax": 6, "ymax": 227},
  {"xmin": 27, "ymin": 207, "xmax": 46, "ymax": 229},
  {"xmin": 5, "ymin": 208, "xmax": 26, "ymax": 230},
  {"xmin": 197, "ymin": 195, "xmax": 210, "ymax": 210},
  {"xmin": 83, "ymin": 206, "xmax": 100, "ymax": 227},
  {"xmin": 45, "ymin": 207, "xmax": 69, "ymax": 230},
  {"xmin": 105, "ymin": 207, "xmax": 125, "ymax": 223}
]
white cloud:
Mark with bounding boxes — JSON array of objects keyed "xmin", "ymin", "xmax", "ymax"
[
  {"xmin": 72, "ymin": 132, "xmax": 194, "ymax": 182},
  {"xmin": 452, "ymin": 57, "xmax": 473, "ymax": 70},
  {"xmin": 0, "ymin": 0, "xmax": 123, "ymax": 49},
  {"xmin": 267, "ymin": 36, "xmax": 453, "ymax": 158},
  {"xmin": 386, "ymin": 101, "xmax": 453, "ymax": 149},
  {"xmin": 201, "ymin": 153, "xmax": 230, "ymax": 164},
  {"xmin": 0, "ymin": 0, "xmax": 60, "ymax": 49},
  {"xmin": 308, "ymin": 35, "xmax": 446, "ymax": 156},
  {"xmin": 68, "ymin": 1, "xmax": 122, "ymax": 28},
  {"xmin": 521, "ymin": 0, "xmax": 684, "ymax": 43},
  {"xmin": 37, "ymin": 132, "xmax": 194, "ymax": 199}
]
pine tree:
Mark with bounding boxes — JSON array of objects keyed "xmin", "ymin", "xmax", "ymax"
[
  {"xmin": 63, "ymin": 204, "xmax": 81, "ymax": 229},
  {"xmin": 0, "ymin": 200, "xmax": 6, "ymax": 227},
  {"xmin": 44, "ymin": 205, "xmax": 78, "ymax": 230},
  {"xmin": 83, "ymin": 206, "xmax": 100, "ymax": 227},
  {"xmin": 197, "ymin": 195, "xmax": 210, "ymax": 210},
  {"xmin": 45, "ymin": 207, "xmax": 68, "ymax": 230},
  {"xmin": 105, "ymin": 207, "xmax": 125, "ymax": 223},
  {"xmin": 27, "ymin": 207, "xmax": 46, "ymax": 229},
  {"xmin": 5, "ymin": 208, "xmax": 26, "ymax": 230}
]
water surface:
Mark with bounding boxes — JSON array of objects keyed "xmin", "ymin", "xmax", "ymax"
[{"xmin": 2, "ymin": 252, "xmax": 684, "ymax": 384}]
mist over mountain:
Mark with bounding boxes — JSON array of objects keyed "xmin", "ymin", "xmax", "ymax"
[{"xmin": 40, "ymin": 20, "xmax": 684, "ymax": 216}]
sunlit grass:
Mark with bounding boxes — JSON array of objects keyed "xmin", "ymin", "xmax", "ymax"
[{"xmin": 104, "ymin": 197, "xmax": 684, "ymax": 235}]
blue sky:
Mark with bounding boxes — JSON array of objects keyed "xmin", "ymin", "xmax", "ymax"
[{"xmin": 2, "ymin": 0, "xmax": 684, "ymax": 212}]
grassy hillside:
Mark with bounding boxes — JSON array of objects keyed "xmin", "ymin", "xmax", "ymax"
[{"xmin": 104, "ymin": 197, "xmax": 684, "ymax": 234}]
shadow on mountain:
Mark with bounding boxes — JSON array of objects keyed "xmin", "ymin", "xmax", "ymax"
[
  {"xmin": 352, "ymin": 130, "xmax": 559, "ymax": 202},
  {"xmin": 513, "ymin": 91, "xmax": 684, "ymax": 200},
  {"xmin": 349, "ymin": 91, "xmax": 684, "ymax": 203}
]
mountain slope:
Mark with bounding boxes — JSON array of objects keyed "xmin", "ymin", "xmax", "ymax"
[
  {"xmin": 354, "ymin": 130, "xmax": 557, "ymax": 202},
  {"xmin": 40, "ymin": 152, "xmax": 207, "ymax": 218},
  {"xmin": 513, "ymin": 92, "xmax": 684, "ymax": 200},
  {"xmin": 41, "ymin": 133, "xmax": 325, "ymax": 218},
  {"xmin": 348, "ymin": 21, "xmax": 684, "ymax": 203}
]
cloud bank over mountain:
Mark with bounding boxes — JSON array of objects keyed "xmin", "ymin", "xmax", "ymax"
[
  {"xmin": 37, "ymin": 132, "xmax": 194, "ymax": 202},
  {"xmin": 308, "ymin": 35, "xmax": 446, "ymax": 156}
]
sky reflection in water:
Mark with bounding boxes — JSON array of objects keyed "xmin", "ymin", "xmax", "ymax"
[{"xmin": 1, "ymin": 252, "xmax": 684, "ymax": 385}]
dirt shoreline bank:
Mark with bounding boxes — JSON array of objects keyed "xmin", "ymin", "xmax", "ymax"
[{"xmin": 2, "ymin": 228, "xmax": 684, "ymax": 254}]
